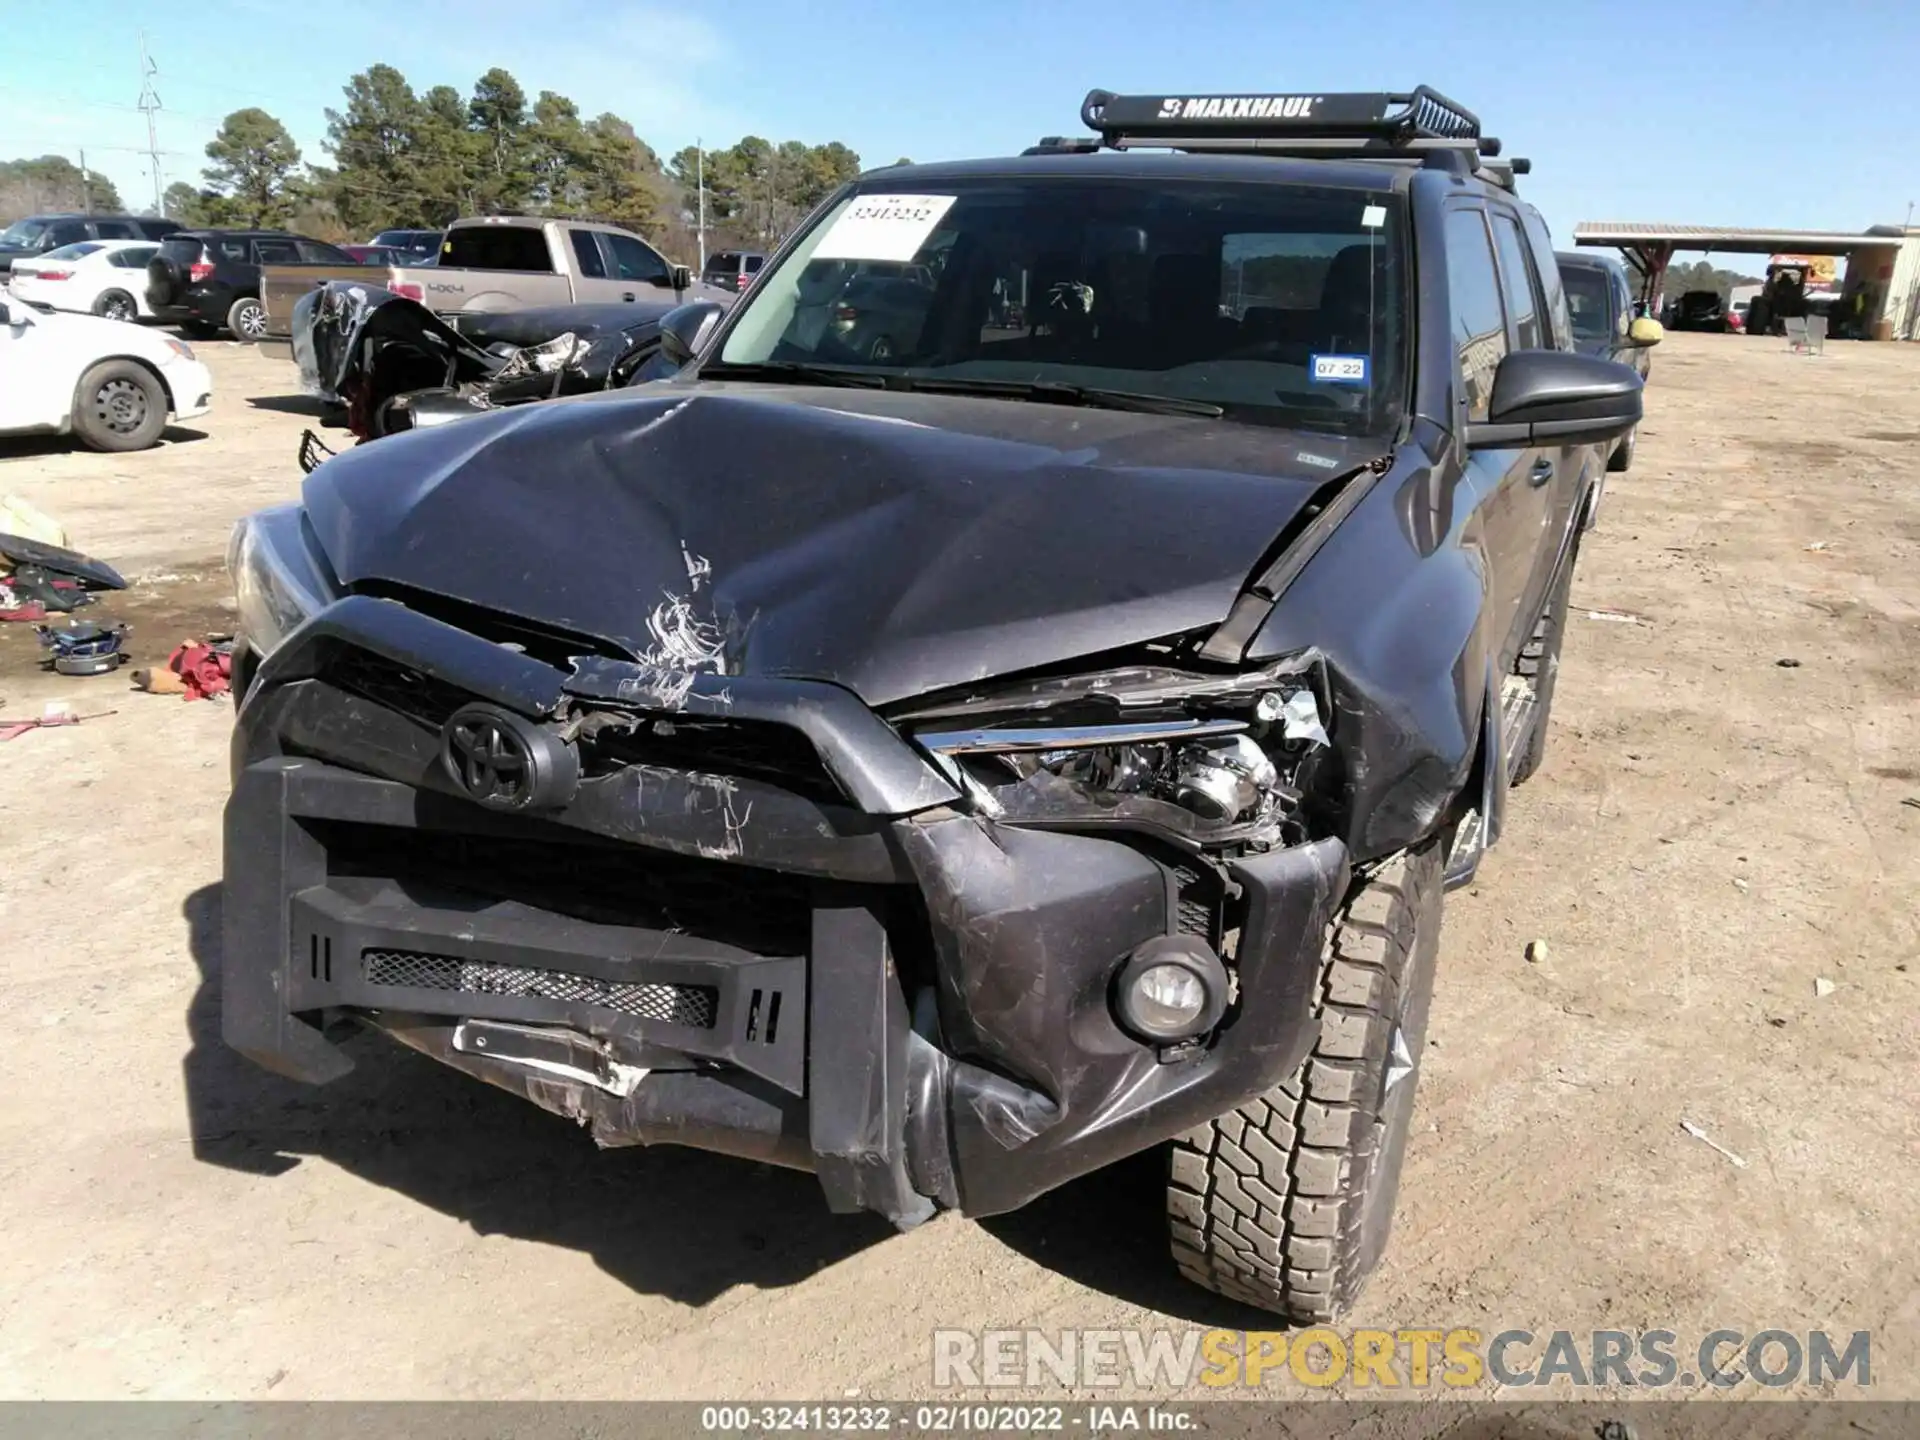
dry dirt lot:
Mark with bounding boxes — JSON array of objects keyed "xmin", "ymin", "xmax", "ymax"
[{"xmin": 0, "ymin": 332, "xmax": 1914, "ymax": 1410}]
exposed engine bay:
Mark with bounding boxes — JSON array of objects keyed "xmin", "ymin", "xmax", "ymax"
[{"xmin": 293, "ymin": 281, "xmax": 687, "ymax": 457}]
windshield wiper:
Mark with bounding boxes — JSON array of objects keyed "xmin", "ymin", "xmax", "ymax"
[
  {"xmin": 881, "ymin": 376, "xmax": 1224, "ymax": 418},
  {"xmin": 699, "ymin": 360, "xmax": 885, "ymax": 389}
]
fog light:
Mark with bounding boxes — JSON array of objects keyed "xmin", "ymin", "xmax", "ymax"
[{"xmin": 1113, "ymin": 936, "xmax": 1229, "ymax": 1044}]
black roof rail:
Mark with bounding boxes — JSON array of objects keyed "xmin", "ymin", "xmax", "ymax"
[{"xmin": 1066, "ymin": 85, "xmax": 1509, "ymax": 164}]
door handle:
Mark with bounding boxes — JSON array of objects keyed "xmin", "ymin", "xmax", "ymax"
[
  {"xmin": 621, "ymin": 291, "xmax": 636, "ymax": 302},
  {"xmin": 1528, "ymin": 459, "xmax": 1555, "ymax": 487}
]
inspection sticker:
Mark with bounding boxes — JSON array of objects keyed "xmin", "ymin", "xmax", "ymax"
[
  {"xmin": 812, "ymin": 194, "xmax": 957, "ymax": 262},
  {"xmin": 1310, "ymin": 353, "xmax": 1370, "ymax": 385},
  {"xmin": 1361, "ymin": 204, "xmax": 1387, "ymax": 228}
]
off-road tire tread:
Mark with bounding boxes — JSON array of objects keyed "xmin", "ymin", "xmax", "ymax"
[{"xmin": 1167, "ymin": 846, "xmax": 1440, "ymax": 1321}]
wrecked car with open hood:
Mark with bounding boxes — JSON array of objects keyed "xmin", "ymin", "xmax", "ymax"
[
  {"xmin": 291, "ymin": 280, "xmax": 708, "ymax": 450},
  {"xmin": 220, "ymin": 87, "xmax": 1643, "ymax": 1322}
]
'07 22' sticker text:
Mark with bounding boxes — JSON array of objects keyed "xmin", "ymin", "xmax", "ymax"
[{"xmin": 1310, "ymin": 353, "xmax": 1370, "ymax": 385}]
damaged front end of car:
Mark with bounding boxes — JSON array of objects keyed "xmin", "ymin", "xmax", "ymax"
[
  {"xmin": 293, "ymin": 281, "xmax": 665, "ymax": 456},
  {"xmin": 220, "ymin": 390, "xmax": 1434, "ymax": 1229}
]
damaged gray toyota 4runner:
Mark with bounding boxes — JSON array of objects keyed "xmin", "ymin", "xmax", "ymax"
[{"xmin": 222, "ymin": 88, "xmax": 1643, "ymax": 1320}]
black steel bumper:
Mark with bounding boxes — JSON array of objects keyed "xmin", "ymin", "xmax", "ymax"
[{"xmin": 221, "ymin": 598, "xmax": 1348, "ymax": 1224}]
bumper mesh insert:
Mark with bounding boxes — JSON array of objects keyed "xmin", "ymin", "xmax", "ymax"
[{"xmin": 362, "ymin": 948, "xmax": 717, "ymax": 1029}]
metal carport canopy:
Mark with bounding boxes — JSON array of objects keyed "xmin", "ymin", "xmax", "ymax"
[
  {"xmin": 1573, "ymin": 223, "xmax": 1901, "ymax": 256},
  {"xmin": 1571, "ymin": 223, "xmax": 1903, "ymax": 306}
]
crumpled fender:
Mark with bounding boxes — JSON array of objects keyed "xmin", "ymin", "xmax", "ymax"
[{"xmin": 296, "ymin": 282, "xmax": 500, "ymax": 402}]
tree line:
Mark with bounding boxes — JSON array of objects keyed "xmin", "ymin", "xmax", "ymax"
[
  {"xmin": 1, "ymin": 156, "xmax": 125, "ymax": 224},
  {"xmin": 142, "ymin": 63, "xmax": 877, "ymax": 258}
]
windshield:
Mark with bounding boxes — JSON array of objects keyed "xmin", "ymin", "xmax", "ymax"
[
  {"xmin": 715, "ymin": 176, "xmax": 1408, "ymax": 434},
  {"xmin": 1563, "ymin": 267, "xmax": 1613, "ymax": 344},
  {"xmin": 1, "ymin": 219, "xmax": 49, "ymax": 247}
]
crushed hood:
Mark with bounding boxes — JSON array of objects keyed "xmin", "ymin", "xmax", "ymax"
[{"xmin": 302, "ymin": 384, "xmax": 1373, "ymax": 707}]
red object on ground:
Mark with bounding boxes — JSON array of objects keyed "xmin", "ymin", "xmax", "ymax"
[{"xmin": 166, "ymin": 642, "xmax": 233, "ymax": 701}]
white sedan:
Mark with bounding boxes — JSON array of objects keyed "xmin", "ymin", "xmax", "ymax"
[
  {"xmin": 0, "ymin": 294, "xmax": 212, "ymax": 451},
  {"xmin": 7, "ymin": 240, "xmax": 162, "ymax": 323}
]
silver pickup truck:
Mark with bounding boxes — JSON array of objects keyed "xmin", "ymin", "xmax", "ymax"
[{"xmin": 260, "ymin": 216, "xmax": 729, "ymax": 357}]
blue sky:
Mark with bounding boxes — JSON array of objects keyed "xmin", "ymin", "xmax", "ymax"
[{"xmin": 5, "ymin": 0, "xmax": 1916, "ymax": 246}]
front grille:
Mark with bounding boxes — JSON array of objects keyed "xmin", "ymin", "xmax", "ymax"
[
  {"xmin": 363, "ymin": 948, "xmax": 718, "ymax": 1028},
  {"xmin": 322, "ymin": 649, "xmax": 471, "ymax": 730},
  {"xmin": 320, "ymin": 822, "xmax": 811, "ymax": 954}
]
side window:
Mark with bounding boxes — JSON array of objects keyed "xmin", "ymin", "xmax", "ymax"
[
  {"xmin": 47, "ymin": 221, "xmax": 88, "ymax": 247},
  {"xmin": 218, "ymin": 238, "xmax": 249, "ymax": 261},
  {"xmin": 252, "ymin": 238, "xmax": 300, "ymax": 264},
  {"xmin": 745, "ymin": 255, "xmax": 764, "ymax": 273},
  {"xmin": 94, "ymin": 220, "xmax": 137, "ymax": 239},
  {"xmin": 604, "ymin": 232, "xmax": 669, "ymax": 284},
  {"xmin": 1444, "ymin": 209, "xmax": 1508, "ymax": 423},
  {"xmin": 1518, "ymin": 209, "xmax": 1572, "ymax": 350},
  {"xmin": 440, "ymin": 225, "xmax": 555, "ymax": 272},
  {"xmin": 569, "ymin": 229, "xmax": 608, "ymax": 278},
  {"xmin": 1490, "ymin": 213, "xmax": 1543, "ymax": 350},
  {"xmin": 112, "ymin": 246, "xmax": 158, "ymax": 269}
]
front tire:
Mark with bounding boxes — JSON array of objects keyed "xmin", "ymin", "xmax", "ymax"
[
  {"xmin": 1168, "ymin": 843, "xmax": 1444, "ymax": 1322},
  {"xmin": 93, "ymin": 290, "xmax": 138, "ymax": 323},
  {"xmin": 227, "ymin": 296, "xmax": 266, "ymax": 341},
  {"xmin": 71, "ymin": 360, "xmax": 168, "ymax": 452}
]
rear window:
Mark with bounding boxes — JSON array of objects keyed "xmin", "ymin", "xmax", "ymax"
[
  {"xmin": 159, "ymin": 236, "xmax": 204, "ymax": 262},
  {"xmin": 252, "ymin": 237, "xmax": 300, "ymax": 264},
  {"xmin": 1562, "ymin": 267, "xmax": 1614, "ymax": 344},
  {"xmin": 441, "ymin": 226, "xmax": 554, "ymax": 272},
  {"xmin": 295, "ymin": 240, "xmax": 353, "ymax": 263},
  {"xmin": 111, "ymin": 245, "xmax": 159, "ymax": 269}
]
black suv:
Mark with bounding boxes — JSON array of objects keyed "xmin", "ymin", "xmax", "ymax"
[
  {"xmin": 701, "ymin": 249, "xmax": 765, "ymax": 292},
  {"xmin": 1558, "ymin": 250, "xmax": 1662, "ymax": 473},
  {"xmin": 0, "ymin": 213, "xmax": 180, "ymax": 265},
  {"xmin": 220, "ymin": 88, "xmax": 1641, "ymax": 1322},
  {"xmin": 146, "ymin": 229, "xmax": 356, "ymax": 339}
]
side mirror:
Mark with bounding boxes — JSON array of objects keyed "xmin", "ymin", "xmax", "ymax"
[
  {"xmin": 657, "ymin": 300, "xmax": 725, "ymax": 368},
  {"xmin": 1628, "ymin": 317, "xmax": 1664, "ymax": 347},
  {"xmin": 670, "ymin": 263, "xmax": 692, "ymax": 292},
  {"xmin": 1465, "ymin": 350, "xmax": 1643, "ymax": 451}
]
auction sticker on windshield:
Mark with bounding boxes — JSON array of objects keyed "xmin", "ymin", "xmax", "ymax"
[
  {"xmin": 813, "ymin": 194, "xmax": 957, "ymax": 262},
  {"xmin": 1311, "ymin": 353, "xmax": 1370, "ymax": 385}
]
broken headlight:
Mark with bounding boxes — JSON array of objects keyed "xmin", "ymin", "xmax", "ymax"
[
  {"xmin": 914, "ymin": 680, "xmax": 1329, "ymax": 847},
  {"xmin": 228, "ymin": 504, "xmax": 342, "ymax": 662}
]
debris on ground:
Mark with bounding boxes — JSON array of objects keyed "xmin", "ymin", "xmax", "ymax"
[
  {"xmin": 35, "ymin": 621, "xmax": 130, "ymax": 676},
  {"xmin": 133, "ymin": 638, "xmax": 234, "ymax": 701},
  {"xmin": 1679, "ymin": 1119, "xmax": 1749, "ymax": 1169},
  {"xmin": 0, "ymin": 496, "xmax": 68, "ymax": 548},
  {"xmin": 1585, "ymin": 609, "xmax": 1647, "ymax": 625},
  {"xmin": 1813, "ymin": 977, "xmax": 1837, "ymax": 998},
  {"xmin": 1902, "ymin": 798, "xmax": 1920, "ymax": 811},
  {"xmin": 1732, "ymin": 877, "xmax": 1750, "ymax": 892},
  {"xmin": 1804, "ymin": 541, "xmax": 1831, "ymax": 552},
  {"xmin": 0, "ymin": 703, "xmax": 115, "ymax": 742},
  {"xmin": 1525, "ymin": 939, "xmax": 1550, "ymax": 964},
  {"xmin": 1776, "ymin": 658, "xmax": 1802, "ymax": 668}
]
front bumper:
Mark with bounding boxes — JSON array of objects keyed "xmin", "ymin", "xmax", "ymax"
[
  {"xmin": 222, "ymin": 597, "xmax": 1347, "ymax": 1222},
  {"xmin": 165, "ymin": 358, "xmax": 213, "ymax": 421}
]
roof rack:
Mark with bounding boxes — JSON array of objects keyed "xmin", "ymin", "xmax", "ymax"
[{"xmin": 1043, "ymin": 87, "xmax": 1521, "ymax": 187}]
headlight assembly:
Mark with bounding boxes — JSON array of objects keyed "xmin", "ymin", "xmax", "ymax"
[
  {"xmin": 228, "ymin": 504, "xmax": 342, "ymax": 662},
  {"xmin": 913, "ymin": 682, "xmax": 1328, "ymax": 849}
]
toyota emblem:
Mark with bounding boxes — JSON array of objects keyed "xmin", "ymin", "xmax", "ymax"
[{"xmin": 439, "ymin": 703, "xmax": 579, "ymax": 811}]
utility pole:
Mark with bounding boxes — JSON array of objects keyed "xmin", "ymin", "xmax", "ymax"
[
  {"xmin": 78, "ymin": 149, "xmax": 91, "ymax": 211},
  {"xmin": 137, "ymin": 33, "xmax": 164, "ymax": 214},
  {"xmin": 696, "ymin": 138, "xmax": 707, "ymax": 271}
]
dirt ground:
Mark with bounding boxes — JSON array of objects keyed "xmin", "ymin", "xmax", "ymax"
[{"xmin": 0, "ymin": 332, "xmax": 1914, "ymax": 1406}]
